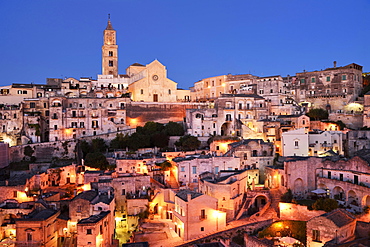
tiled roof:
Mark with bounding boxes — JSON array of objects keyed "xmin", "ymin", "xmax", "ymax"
[{"xmin": 321, "ymin": 209, "xmax": 356, "ymax": 227}]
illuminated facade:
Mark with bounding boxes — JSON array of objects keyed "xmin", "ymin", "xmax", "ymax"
[{"xmin": 172, "ymin": 190, "xmax": 226, "ymax": 241}]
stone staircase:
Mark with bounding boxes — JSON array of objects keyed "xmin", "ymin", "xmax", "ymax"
[{"xmin": 166, "ymin": 170, "xmax": 180, "ymax": 189}]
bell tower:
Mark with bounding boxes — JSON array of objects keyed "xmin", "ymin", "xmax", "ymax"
[{"xmin": 102, "ymin": 15, "xmax": 118, "ymax": 77}]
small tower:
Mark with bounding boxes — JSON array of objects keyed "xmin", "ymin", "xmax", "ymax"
[{"xmin": 102, "ymin": 15, "xmax": 118, "ymax": 77}]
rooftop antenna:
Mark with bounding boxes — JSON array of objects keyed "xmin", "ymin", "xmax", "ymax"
[{"xmin": 108, "ymin": 13, "xmax": 110, "ymax": 20}]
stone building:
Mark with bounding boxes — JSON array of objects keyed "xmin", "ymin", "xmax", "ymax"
[
  {"xmin": 77, "ymin": 211, "xmax": 114, "ymax": 247},
  {"xmin": 224, "ymin": 139, "xmax": 274, "ymax": 181},
  {"xmin": 199, "ymin": 169, "xmax": 259, "ymax": 221},
  {"xmin": 294, "ymin": 62, "xmax": 363, "ymax": 112},
  {"xmin": 15, "ymin": 209, "xmax": 60, "ymax": 247},
  {"xmin": 306, "ymin": 209, "xmax": 356, "ymax": 246},
  {"xmin": 172, "ymin": 190, "xmax": 226, "ymax": 241},
  {"xmin": 186, "ymin": 94, "xmax": 269, "ymax": 138},
  {"xmin": 266, "ymin": 155, "xmax": 370, "ymax": 211},
  {"xmin": 174, "ymin": 155, "xmax": 240, "ymax": 188},
  {"xmin": 111, "ymin": 174, "xmax": 150, "ymax": 218},
  {"xmin": 345, "ymin": 130, "xmax": 370, "ymax": 157},
  {"xmin": 281, "ymin": 128, "xmax": 343, "ymax": 157}
]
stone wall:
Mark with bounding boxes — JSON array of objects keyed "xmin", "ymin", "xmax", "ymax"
[
  {"xmin": 279, "ymin": 202, "xmax": 325, "ymax": 221},
  {"xmin": 126, "ymin": 103, "xmax": 199, "ymax": 127},
  {"xmin": 9, "ymin": 140, "xmax": 77, "ymax": 163}
]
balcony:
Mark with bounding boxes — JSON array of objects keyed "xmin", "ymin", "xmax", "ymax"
[
  {"xmin": 199, "ymin": 215, "xmax": 207, "ymax": 220},
  {"xmin": 321, "ymin": 143, "xmax": 333, "ymax": 148},
  {"xmin": 91, "ymin": 115, "xmax": 99, "ymax": 118}
]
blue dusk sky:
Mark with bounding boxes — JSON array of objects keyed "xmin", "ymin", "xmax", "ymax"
[{"xmin": 0, "ymin": 0, "xmax": 369, "ymax": 89}]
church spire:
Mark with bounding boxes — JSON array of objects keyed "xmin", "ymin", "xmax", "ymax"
[{"xmin": 106, "ymin": 14, "xmax": 114, "ymax": 30}]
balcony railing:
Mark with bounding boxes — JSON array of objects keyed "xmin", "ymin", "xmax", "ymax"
[{"xmin": 199, "ymin": 215, "xmax": 207, "ymax": 220}]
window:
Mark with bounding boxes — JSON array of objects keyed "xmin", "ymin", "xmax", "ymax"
[
  {"xmin": 252, "ymin": 150, "xmax": 257, "ymax": 157},
  {"xmin": 328, "ymin": 171, "xmax": 331, "ymax": 179},
  {"xmin": 311, "ymin": 77, "xmax": 315, "ymax": 83},
  {"xmin": 200, "ymin": 209, "xmax": 206, "ymax": 219},
  {"xmin": 80, "ymin": 122, "xmax": 84, "ymax": 128},
  {"xmin": 181, "ymin": 166, "xmax": 185, "ymax": 172},
  {"xmin": 340, "ymin": 173, "xmax": 343, "ymax": 181},
  {"xmin": 168, "ymin": 89, "xmax": 171, "ymax": 94},
  {"xmin": 109, "ymin": 51, "xmax": 113, "ymax": 56},
  {"xmin": 312, "ymin": 229, "xmax": 320, "ymax": 242},
  {"xmin": 326, "ymin": 76, "xmax": 330, "ymax": 82},
  {"xmin": 122, "ymin": 189, "xmax": 126, "ymax": 195},
  {"xmin": 225, "ymin": 114, "xmax": 232, "ymax": 121},
  {"xmin": 54, "ymin": 125, "xmax": 58, "ymax": 130},
  {"xmin": 215, "ymin": 166, "xmax": 219, "ymax": 174},
  {"xmin": 77, "ymin": 205, "xmax": 82, "ymax": 212},
  {"xmin": 300, "ymin": 79, "xmax": 306, "ymax": 84},
  {"xmin": 201, "ymin": 227, "xmax": 204, "ymax": 231},
  {"xmin": 92, "ymin": 120, "xmax": 98, "ymax": 128},
  {"xmin": 295, "ymin": 140, "xmax": 299, "ymax": 148},
  {"xmin": 192, "ymin": 166, "xmax": 197, "ymax": 174},
  {"xmin": 140, "ymin": 89, "xmax": 144, "ymax": 94},
  {"xmin": 13, "ymin": 191, "xmax": 17, "ymax": 198},
  {"xmin": 109, "ymin": 60, "xmax": 113, "ymax": 67},
  {"xmin": 86, "ymin": 229, "xmax": 92, "ymax": 235},
  {"xmin": 30, "ymin": 102, "xmax": 36, "ymax": 108},
  {"xmin": 270, "ymin": 89, "xmax": 273, "ymax": 93},
  {"xmin": 27, "ymin": 232, "xmax": 32, "ymax": 242},
  {"xmin": 342, "ymin": 75, "xmax": 347, "ymax": 80},
  {"xmin": 13, "ymin": 114, "xmax": 16, "ymax": 118}
]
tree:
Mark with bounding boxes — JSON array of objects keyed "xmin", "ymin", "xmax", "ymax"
[
  {"xmin": 110, "ymin": 133, "xmax": 130, "ymax": 150},
  {"xmin": 312, "ymin": 198, "xmax": 338, "ymax": 212},
  {"xmin": 84, "ymin": 152, "xmax": 109, "ymax": 170},
  {"xmin": 151, "ymin": 132, "xmax": 169, "ymax": 148},
  {"xmin": 157, "ymin": 161, "xmax": 172, "ymax": 171},
  {"xmin": 128, "ymin": 133, "xmax": 151, "ymax": 150},
  {"xmin": 281, "ymin": 189, "xmax": 293, "ymax": 203},
  {"xmin": 164, "ymin": 122, "xmax": 184, "ymax": 136},
  {"xmin": 91, "ymin": 138, "xmax": 107, "ymax": 153},
  {"xmin": 306, "ymin": 108, "xmax": 329, "ymax": 120},
  {"xmin": 175, "ymin": 135, "xmax": 201, "ymax": 151},
  {"xmin": 80, "ymin": 140, "xmax": 91, "ymax": 159}
]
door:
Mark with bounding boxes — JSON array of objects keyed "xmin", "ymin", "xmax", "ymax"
[{"xmin": 153, "ymin": 94, "xmax": 158, "ymax": 102}]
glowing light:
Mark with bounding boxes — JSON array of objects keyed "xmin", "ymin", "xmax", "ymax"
[
  {"xmin": 65, "ymin": 128, "xmax": 72, "ymax": 135},
  {"xmin": 274, "ymin": 222, "xmax": 284, "ymax": 229},
  {"xmin": 129, "ymin": 118, "xmax": 137, "ymax": 126}
]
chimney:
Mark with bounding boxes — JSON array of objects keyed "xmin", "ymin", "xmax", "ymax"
[
  {"xmin": 333, "ymin": 61, "xmax": 337, "ymax": 68},
  {"xmin": 187, "ymin": 193, "xmax": 191, "ymax": 202}
]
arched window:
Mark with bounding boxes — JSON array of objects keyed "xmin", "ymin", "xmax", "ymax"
[
  {"xmin": 140, "ymin": 89, "xmax": 144, "ymax": 95},
  {"xmin": 168, "ymin": 89, "xmax": 171, "ymax": 95}
]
